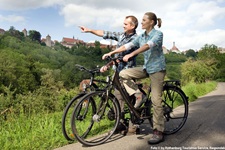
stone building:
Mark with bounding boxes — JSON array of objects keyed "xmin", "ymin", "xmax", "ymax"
[
  {"xmin": 218, "ymin": 47, "xmax": 225, "ymax": 53},
  {"xmin": 0, "ymin": 28, "xmax": 5, "ymax": 34},
  {"xmin": 41, "ymin": 34, "xmax": 54, "ymax": 47},
  {"xmin": 162, "ymin": 46, "xmax": 169, "ymax": 54},
  {"xmin": 22, "ymin": 28, "xmax": 27, "ymax": 37},
  {"xmin": 61, "ymin": 37, "xmax": 85, "ymax": 48},
  {"xmin": 45, "ymin": 34, "xmax": 52, "ymax": 47}
]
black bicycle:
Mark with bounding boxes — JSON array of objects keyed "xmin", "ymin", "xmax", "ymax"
[
  {"xmin": 70, "ymin": 57, "xmax": 189, "ymax": 146},
  {"xmin": 62, "ymin": 64, "xmax": 108, "ymax": 141}
]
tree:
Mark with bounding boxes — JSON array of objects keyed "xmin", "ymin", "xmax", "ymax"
[
  {"xmin": 181, "ymin": 44, "xmax": 223, "ymax": 84},
  {"xmin": 8, "ymin": 26, "xmax": 16, "ymax": 34},
  {"xmin": 28, "ymin": 30, "xmax": 41, "ymax": 43},
  {"xmin": 165, "ymin": 52, "xmax": 187, "ymax": 63},
  {"xmin": 181, "ymin": 59, "xmax": 217, "ymax": 84},
  {"xmin": 7, "ymin": 26, "xmax": 24, "ymax": 40},
  {"xmin": 199, "ymin": 45, "xmax": 225, "ymax": 81},
  {"xmin": 185, "ymin": 49, "xmax": 197, "ymax": 58},
  {"xmin": 94, "ymin": 41, "xmax": 101, "ymax": 47},
  {"xmin": 198, "ymin": 44, "xmax": 220, "ymax": 60}
]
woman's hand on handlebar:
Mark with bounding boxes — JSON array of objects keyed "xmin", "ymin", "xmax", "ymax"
[{"xmin": 123, "ymin": 53, "xmax": 133, "ymax": 62}]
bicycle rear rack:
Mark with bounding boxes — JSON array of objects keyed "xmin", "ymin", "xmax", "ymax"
[{"xmin": 164, "ymin": 80, "xmax": 181, "ymax": 87}]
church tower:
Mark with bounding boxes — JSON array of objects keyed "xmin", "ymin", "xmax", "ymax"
[
  {"xmin": 46, "ymin": 34, "xmax": 52, "ymax": 47},
  {"xmin": 22, "ymin": 28, "xmax": 27, "ymax": 37},
  {"xmin": 170, "ymin": 42, "xmax": 180, "ymax": 53}
]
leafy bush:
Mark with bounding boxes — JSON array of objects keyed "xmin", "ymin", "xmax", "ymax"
[
  {"xmin": 166, "ymin": 63, "xmax": 181, "ymax": 80},
  {"xmin": 181, "ymin": 58, "xmax": 218, "ymax": 84},
  {"xmin": 165, "ymin": 52, "xmax": 187, "ymax": 63}
]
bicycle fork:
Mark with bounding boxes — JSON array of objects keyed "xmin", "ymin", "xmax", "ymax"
[{"xmin": 92, "ymin": 88, "xmax": 113, "ymax": 122}]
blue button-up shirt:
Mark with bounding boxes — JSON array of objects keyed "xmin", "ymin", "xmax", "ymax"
[
  {"xmin": 132, "ymin": 29, "xmax": 166, "ymax": 74},
  {"xmin": 103, "ymin": 31, "xmax": 138, "ymax": 72}
]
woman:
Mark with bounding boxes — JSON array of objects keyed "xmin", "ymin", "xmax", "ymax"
[{"xmin": 102, "ymin": 12, "xmax": 166, "ymax": 144}]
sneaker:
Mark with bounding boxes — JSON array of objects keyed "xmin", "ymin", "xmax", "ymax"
[
  {"xmin": 148, "ymin": 130, "xmax": 164, "ymax": 144},
  {"xmin": 134, "ymin": 93, "xmax": 146, "ymax": 108}
]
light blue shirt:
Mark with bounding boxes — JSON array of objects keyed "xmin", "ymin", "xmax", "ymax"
[{"xmin": 132, "ymin": 28, "xmax": 166, "ymax": 74}]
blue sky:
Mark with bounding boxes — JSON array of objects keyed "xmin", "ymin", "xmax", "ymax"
[{"xmin": 0, "ymin": 0, "xmax": 225, "ymax": 51}]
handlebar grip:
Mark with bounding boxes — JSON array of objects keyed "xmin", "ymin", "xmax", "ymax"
[
  {"xmin": 75, "ymin": 64, "xmax": 85, "ymax": 70},
  {"xmin": 105, "ymin": 56, "xmax": 112, "ymax": 61}
]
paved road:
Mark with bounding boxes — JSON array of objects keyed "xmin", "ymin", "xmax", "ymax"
[{"xmin": 55, "ymin": 82, "xmax": 225, "ymax": 150}]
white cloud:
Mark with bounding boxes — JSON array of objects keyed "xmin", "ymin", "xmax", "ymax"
[
  {"xmin": 59, "ymin": 0, "xmax": 225, "ymax": 50},
  {"xmin": 0, "ymin": 0, "xmax": 64, "ymax": 10},
  {"xmin": 0, "ymin": 14, "xmax": 25, "ymax": 23},
  {"xmin": 164, "ymin": 29, "xmax": 225, "ymax": 50},
  {"xmin": 59, "ymin": 3, "xmax": 139, "ymax": 29},
  {"xmin": 0, "ymin": 0, "xmax": 225, "ymax": 50},
  {"xmin": 186, "ymin": 1, "xmax": 225, "ymax": 28}
]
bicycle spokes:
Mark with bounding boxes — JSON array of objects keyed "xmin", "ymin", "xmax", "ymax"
[
  {"xmin": 162, "ymin": 87, "xmax": 188, "ymax": 135},
  {"xmin": 71, "ymin": 91, "xmax": 120, "ymax": 146}
]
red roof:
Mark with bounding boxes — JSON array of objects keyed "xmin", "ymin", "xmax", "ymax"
[
  {"xmin": 62, "ymin": 37, "xmax": 85, "ymax": 44},
  {"xmin": 0, "ymin": 28, "xmax": 5, "ymax": 33},
  {"xmin": 171, "ymin": 42, "xmax": 179, "ymax": 51}
]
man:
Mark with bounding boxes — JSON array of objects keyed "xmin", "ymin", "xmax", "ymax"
[{"xmin": 79, "ymin": 15, "xmax": 139, "ymax": 134}]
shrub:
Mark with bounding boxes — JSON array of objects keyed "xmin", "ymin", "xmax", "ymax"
[{"xmin": 181, "ymin": 58, "xmax": 218, "ymax": 85}]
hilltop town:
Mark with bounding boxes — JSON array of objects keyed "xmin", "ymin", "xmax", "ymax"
[{"xmin": 1, "ymin": 27, "xmax": 225, "ymax": 54}]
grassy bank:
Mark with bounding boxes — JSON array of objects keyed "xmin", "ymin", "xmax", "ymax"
[
  {"xmin": 0, "ymin": 81, "xmax": 218, "ymax": 150},
  {"xmin": 182, "ymin": 81, "xmax": 217, "ymax": 102},
  {"xmin": 0, "ymin": 112, "xmax": 69, "ymax": 150}
]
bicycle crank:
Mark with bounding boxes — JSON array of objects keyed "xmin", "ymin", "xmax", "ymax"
[{"xmin": 93, "ymin": 114, "xmax": 100, "ymax": 122}]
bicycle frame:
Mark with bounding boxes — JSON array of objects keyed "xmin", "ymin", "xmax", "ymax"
[
  {"xmin": 75, "ymin": 64, "xmax": 108, "ymax": 92},
  {"xmin": 106, "ymin": 58, "xmax": 149, "ymax": 119},
  {"xmin": 104, "ymin": 57, "xmax": 187, "ymax": 117}
]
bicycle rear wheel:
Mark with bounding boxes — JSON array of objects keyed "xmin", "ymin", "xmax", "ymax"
[
  {"xmin": 62, "ymin": 93, "xmax": 86, "ymax": 141},
  {"xmin": 71, "ymin": 91, "xmax": 120, "ymax": 146},
  {"xmin": 162, "ymin": 86, "xmax": 188, "ymax": 135}
]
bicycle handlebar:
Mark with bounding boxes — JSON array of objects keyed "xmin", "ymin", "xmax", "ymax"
[
  {"xmin": 75, "ymin": 64, "xmax": 100, "ymax": 74},
  {"xmin": 105, "ymin": 56, "xmax": 123, "ymax": 62},
  {"xmin": 75, "ymin": 56, "xmax": 124, "ymax": 74},
  {"xmin": 105, "ymin": 56, "xmax": 124, "ymax": 67}
]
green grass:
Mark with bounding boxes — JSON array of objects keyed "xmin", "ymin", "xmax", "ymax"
[
  {"xmin": 0, "ymin": 112, "xmax": 69, "ymax": 150},
  {"xmin": 0, "ymin": 81, "xmax": 218, "ymax": 150},
  {"xmin": 182, "ymin": 81, "xmax": 217, "ymax": 102}
]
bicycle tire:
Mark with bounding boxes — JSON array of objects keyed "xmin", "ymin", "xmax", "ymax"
[
  {"xmin": 162, "ymin": 86, "xmax": 188, "ymax": 135},
  {"xmin": 71, "ymin": 90, "xmax": 120, "ymax": 146},
  {"xmin": 62, "ymin": 93, "xmax": 86, "ymax": 141}
]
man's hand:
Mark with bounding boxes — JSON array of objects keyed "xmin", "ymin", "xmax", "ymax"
[
  {"xmin": 79, "ymin": 26, "xmax": 90, "ymax": 33},
  {"xmin": 102, "ymin": 53, "xmax": 112, "ymax": 60},
  {"xmin": 100, "ymin": 65, "xmax": 109, "ymax": 72}
]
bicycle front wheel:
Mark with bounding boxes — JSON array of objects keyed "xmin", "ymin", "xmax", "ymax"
[
  {"xmin": 162, "ymin": 86, "xmax": 188, "ymax": 135},
  {"xmin": 71, "ymin": 91, "xmax": 120, "ymax": 146}
]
